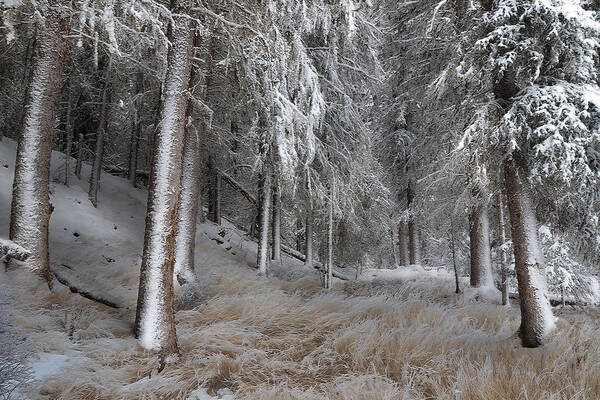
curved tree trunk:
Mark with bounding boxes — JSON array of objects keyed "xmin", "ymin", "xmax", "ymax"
[
  {"xmin": 504, "ymin": 156, "xmax": 555, "ymax": 347},
  {"xmin": 469, "ymin": 201, "xmax": 493, "ymax": 287},
  {"xmin": 9, "ymin": 9, "xmax": 67, "ymax": 285},
  {"xmin": 134, "ymin": 4, "xmax": 194, "ymax": 357},
  {"xmin": 88, "ymin": 60, "xmax": 112, "ymax": 208}
]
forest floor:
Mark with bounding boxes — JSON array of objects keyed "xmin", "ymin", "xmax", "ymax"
[{"xmin": 1, "ymin": 138, "xmax": 600, "ymax": 400}]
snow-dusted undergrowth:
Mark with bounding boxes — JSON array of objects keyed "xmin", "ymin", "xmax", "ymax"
[{"xmin": 1, "ymin": 139, "xmax": 600, "ymax": 399}]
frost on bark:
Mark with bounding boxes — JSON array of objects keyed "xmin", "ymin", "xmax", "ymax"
[
  {"xmin": 88, "ymin": 60, "xmax": 112, "ymax": 208},
  {"xmin": 469, "ymin": 198, "xmax": 493, "ymax": 288},
  {"xmin": 323, "ymin": 183, "xmax": 334, "ymax": 289},
  {"xmin": 504, "ymin": 155, "xmax": 555, "ymax": 347},
  {"xmin": 271, "ymin": 177, "xmax": 281, "ymax": 261},
  {"xmin": 398, "ymin": 222, "xmax": 410, "ymax": 267},
  {"xmin": 206, "ymin": 155, "xmax": 221, "ymax": 224},
  {"xmin": 63, "ymin": 83, "xmax": 79, "ymax": 187},
  {"xmin": 256, "ymin": 171, "xmax": 271, "ymax": 275},
  {"xmin": 406, "ymin": 178, "xmax": 420, "ymax": 265},
  {"xmin": 497, "ymin": 192, "xmax": 509, "ymax": 305},
  {"xmin": 75, "ymin": 132, "xmax": 84, "ymax": 179},
  {"xmin": 305, "ymin": 204, "xmax": 313, "ymax": 269},
  {"xmin": 128, "ymin": 72, "xmax": 143, "ymax": 188},
  {"xmin": 134, "ymin": 5, "xmax": 194, "ymax": 356},
  {"xmin": 9, "ymin": 9, "xmax": 67, "ymax": 284},
  {"xmin": 174, "ymin": 54, "xmax": 204, "ymax": 286}
]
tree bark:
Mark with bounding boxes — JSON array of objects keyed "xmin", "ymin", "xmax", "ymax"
[
  {"xmin": 88, "ymin": 59, "xmax": 112, "ymax": 208},
  {"xmin": 207, "ymin": 156, "xmax": 221, "ymax": 224},
  {"xmin": 134, "ymin": 4, "xmax": 194, "ymax": 357},
  {"xmin": 174, "ymin": 45, "xmax": 204, "ymax": 286},
  {"xmin": 407, "ymin": 178, "xmax": 420, "ymax": 265},
  {"xmin": 63, "ymin": 83, "xmax": 79, "ymax": 187},
  {"xmin": 391, "ymin": 227, "xmax": 400, "ymax": 266},
  {"xmin": 504, "ymin": 155, "xmax": 555, "ymax": 347},
  {"xmin": 450, "ymin": 225, "xmax": 460, "ymax": 294},
  {"xmin": 305, "ymin": 204, "xmax": 313, "ymax": 269},
  {"xmin": 256, "ymin": 171, "xmax": 271, "ymax": 275},
  {"xmin": 75, "ymin": 132, "xmax": 84, "ymax": 179},
  {"xmin": 469, "ymin": 200, "xmax": 493, "ymax": 287},
  {"xmin": 128, "ymin": 72, "xmax": 143, "ymax": 188},
  {"xmin": 271, "ymin": 176, "xmax": 281, "ymax": 261},
  {"xmin": 324, "ymin": 182, "xmax": 334, "ymax": 289},
  {"xmin": 497, "ymin": 192, "xmax": 509, "ymax": 305},
  {"xmin": 9, "ymin": 8, "xmax": 67, "ymax": 285},
  {"xmin": 398, "ymin": 222, "xmax": 410, "ymax": 266}
]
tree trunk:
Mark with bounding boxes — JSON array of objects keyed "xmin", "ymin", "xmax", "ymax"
[
  {"xmin": 134, "ymin": 5, "xmax": 194, "ymax": 357},
  {"xmin": 207, "ymin": 156, "xmax": 221, "ymax": 224},
  {"xmin": 469, "ymin": 200, "xmax": 493, "ymax": 287},
  {"xmin": 256, "ymin": 171, "xmax": 271, "ymax": 275},
  {"xmin": 398, "ymin": 222, "xmax": 410, "ymax": 266},
  {"xmin": 504, "ymin": 155, "xmax": 555, "ymax": 347},
  {"xmin": 305, "ymin": 204, "xmax": 313, "ymax": 269},
  {"xmin": 271, "ymin": 177, "xmax": 281, "ymax": 261},
  {"xmin": 296, "ymin": 217, "xmax": 303, "ymax": 252},
  {"xmin": 128, "ymin": 72, "xmax": 143, "ymax": 187},
  {"xmin": 88, "ymin": 60, "xmax": 112, "ymax": 207},
  {"xmin": 391, "ymin": 227, "xmax": 400, "ymax": 266},
  {"xmin": 174, "ymin": 45, "xmax": 204, "ymax": 286},
  {"xmin": 9, "ymin": 9, "xmax": 67, "ymax": 285},
  {"xmin": 450, "ymin": 225, "xmax": 460, "ymax": 294},
  {"xmin": 324, "ymin": 182, "xmax": 334, "ymax": 289},
  {"xmin": 407, "ymin": 178, "xmax": 420, "ymax": 265},
  {"xmin": 497, "ymin": 192, "xmax": 509, "ymax": 305},
  {"xmin": 75, "ymin": 132, "xmax": 84, "ymax": 179},
  {"xmin": 63, "ymin": 84, "xmax": 79, "ymax": 187}
]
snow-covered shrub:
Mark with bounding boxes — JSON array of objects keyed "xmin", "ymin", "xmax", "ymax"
[
  {"xmin": 0, "ymin": 291, "xmax": 32, "ymax": 400},
  {"xmin": 539, "ymin": 225, "xmax": 600, "ymax": 304}
]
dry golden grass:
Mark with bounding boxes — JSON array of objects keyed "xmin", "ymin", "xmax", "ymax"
[{"xmin": 6, "ymin": 265, "xmax": 600, "ymax": 400}]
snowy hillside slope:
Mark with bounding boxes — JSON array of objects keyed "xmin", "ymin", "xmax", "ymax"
[{"xmin": 3, "ymin": 138, "xmax": 599, "ymax": 399}]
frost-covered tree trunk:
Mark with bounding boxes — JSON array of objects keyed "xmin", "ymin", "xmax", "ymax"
[
  {"xmin": 88, "ymin": 61, "xmax": 112, "ymax": 208},
  {"xmin": 504, "ymin": 155, "xmax": 555, "ymax": 347},
  {"xmin": 305, "ymin": 205, "xmax": 313, "ymax": 268},
  {"xmin": 497, "ymin": 192, "xmax": 509, "ymax": 305},
  {"xmin": 173, "ymin": 55, "xmax": 203, "ymax": 286},
  {"xmin": 391, "ymin": 227, "xmax": 400, "ymax": 266},
  {"xmin": 63, "ymin": 84, "xmax": 79, "ymax": 187},
  {"xmin": 450, "ymin": 224, "xmax": 460, "ymax": 294},
  {"xmin": 128, "ymin": 72, "xmax": 143, "ymax": 187},
  {"xmin": 324, "ymin": 183, "xmax": 334, "ymax": 289},
  {"xmin": 9, "ymin": 9, "xmax": 67, "ymax": 284},
  {"xmin": 256, "ymin": 171, "xmax": 271, "ymax": 275},
  {"xmin": 271, "ymin": 177, "xmax": 281, "ymax": 261},
  {"xmin": 407, "ymin": 179, "xmax": 420, "ymax": 264},
  {"xmin": 398, "ymin": 222, "xmax": 410, "ymax": 266},
  {"xmin": 75, "ymin": 132, "xmax": 84, "ymax": 179},
  {"xmin": 207, "ymin": 156, "xmax": 221, "ymax": 224},
  {"xmin": 469, "ymin": 201, "xmax": 493, "ymax": 287},
  {"xmin": 134, "ymin": 4, "xmax": 194, "ymax": 356}
]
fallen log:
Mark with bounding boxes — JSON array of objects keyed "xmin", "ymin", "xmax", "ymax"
[
  {"xmin": 508, "ymin": 292, "xmax": 595, "ymax": 307},
  {"xmin": 0, "ymin": 238, "xmax": 30, "ymax": 261},
  {"xmin": 52, "ymin": 264, "xmax": 122, "ymax": 309},
  {"xmin": 279, "ymin": 243, "xmax": 352, "ymax": 281},
  {"xmin": 217, "ymin": 169, "xmax": 257, "ymax": 205}
]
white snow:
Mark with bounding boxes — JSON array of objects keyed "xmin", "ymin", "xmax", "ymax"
[{"xmin": 187, "ymin": 388, "xmax": 234, "ymax": 400}]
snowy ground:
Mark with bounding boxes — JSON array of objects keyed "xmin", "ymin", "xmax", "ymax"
[{"xmin": 2, "ymin": 138, "xmax": 600, "ymax": 399}]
